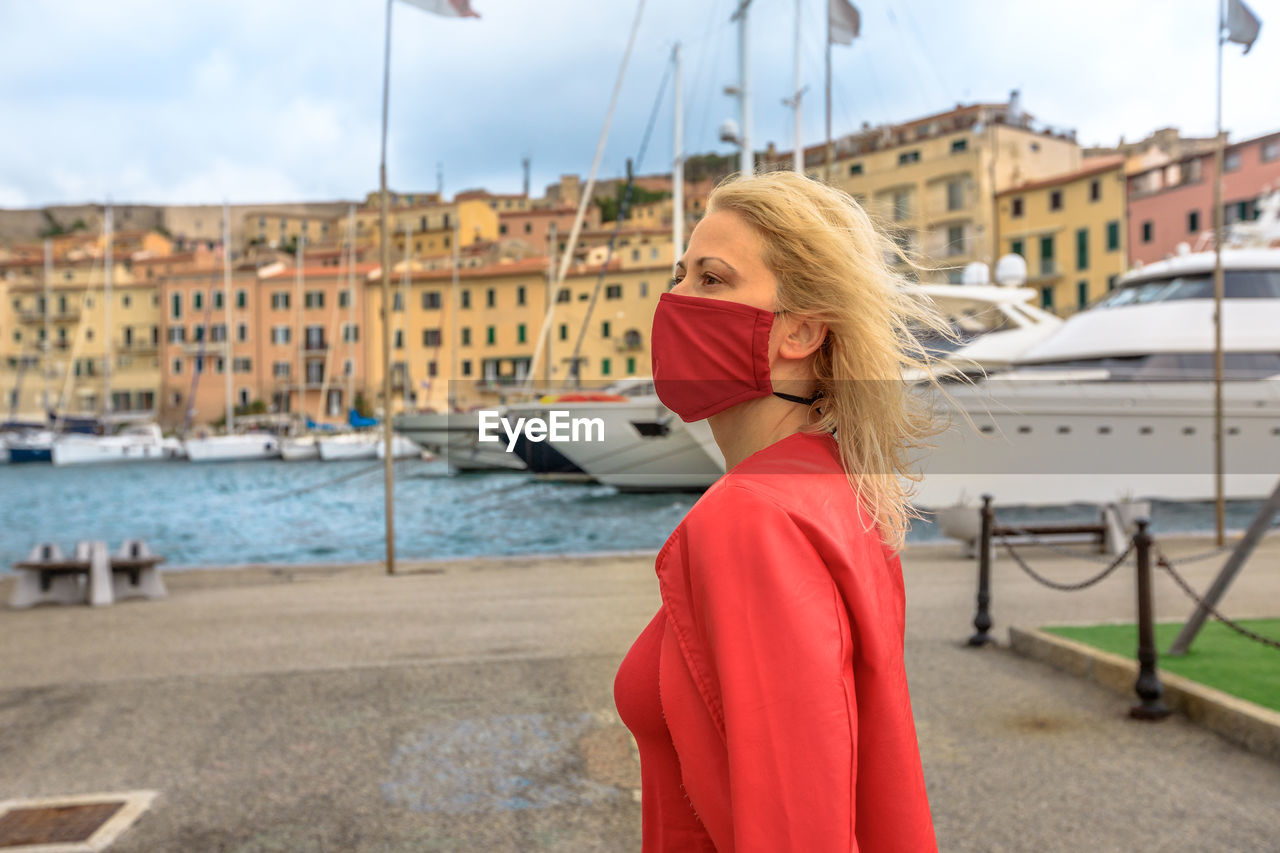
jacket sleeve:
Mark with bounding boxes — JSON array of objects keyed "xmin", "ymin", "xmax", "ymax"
[{"xmin": 682, "ymin": 483, "xmax": 858, "ymax": 852}]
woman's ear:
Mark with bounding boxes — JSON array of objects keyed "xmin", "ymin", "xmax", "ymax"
[{"xmin": 777, "ymin": 315, "xmax": 829, "ymax": 361}]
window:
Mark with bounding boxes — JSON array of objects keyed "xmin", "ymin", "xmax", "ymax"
[
  {"xmin": 233, "ymin": 357, "xmax": 252, "ymax": 373},
  {"xmin": 343, "ymin": 358, "xmax": 354, "ymax": 376},
  {"xmin": 946, "ymin": 225, "xmax": 965, "ymax": 256},
  {"xmin": 897, "ymin": 150, "xmax": 920, "ymax": 166},
  {"xmin": 1049, "ymin": 190, "xmax": 1063, "ymax": 211},
  {"xmin": 123, "ymin": 294, "xmax": 132, "ymax": 308},
  {"xmin": 1089, "ymin": 179, "xmax": 1101, "ymax": 202},
  {"xmin": 556, "ymin": 288, "xmax": 570, "ymax": 303},
  {"xmin": 167, "ymin": 327, "xmax": 186, "ymax": 343},
  {"xmin": 273, "ymin": 361, "xmax": 290, "ymax": 378},
  {"xmin": 950, "ymin": 138, "xmax": 968, "ymax": 154},
  {"xmin": 211, "ymin": 291, "xmax": 221, "ymax": 309},
  {"xmin": 1107, "ymin": 274, "xmax": 1118, "ymax": 292},
  {"xmin": 946, "ymin": 179, "xmax": 964, "ymax": 212},
  {"xmin": 304, "ymin": 291, "xmax": 324, "ymax": 309},
  {"xmin": 892, "ymin": 191, "xmax": 910, "ymax": 222},
  {"xmin": 516, "ymin": 285, "xmax": 526, "ymax": 306},
  {"xmin": 461, "ymin": 290, "xmax": 471, "ymax": 309},
  {"xmin": 605, "ymin": 284, "xmax": 622, "ymax": 300},
  {"xmin": 237, "ymin": 323, "xmax": 248, "ymax": 342},
  {"xmin": 639, "ymin": 281, "xmax": 648, "ymax": 298},
  {"xmin": 601, "ymin": 320, "xmax": 611, "ymax": 338},
  {"xmin": 1188, "ymin": 210, "xmax": 1201, "ymax": 233},
  {"xmin": 1076, "ymin": 228, "xmax": 1089, "ymax": 271},
  {"xmin": 193, "ymin": 291, "xmax": 204, "ymax": 311},
  {"xmin": 271, "ymin": 326, "xmax": 291, "ymax": 345},
  {"xmin": 271, "ymin": 292, "xmax": 289, "ymax": 310},
  {"xmin": 1040, "ymin": 286, "xmax": 1055, "ymax": 310},
  {"xmin": 517, "ymin": 323, "xmax": 526, "ymax": 344},
  {"xmin": 461, "ymin": 327, "xmax": 471, "ymax": 346},
  {"xmin": 306, "ymin": 362, "xmax": 323, "ymax": 384},
  {"xmin": 392, "ymin": 291, "xmax": 403, "ymax": 311},
  {"xmin": 1141, "ymin": 221, "xmax": 1153, "ymax": 243},
  {"xmin": 422, "ymin": 290, "xmax": 442, "ymax": 309},
  {"xmin": 1011, "ymin": 239, "xmax": 1024, "ymax": 258},
  {"xmin": 338, "ymin": 289, "xmax": 351, "ymax": 308},
  {"xmin": 236, "ymin": 289, "xmax": 247, "ymax": 308},
  {"xmin": 170, "ymin": 293, "xmax": 182, "ymax": 320},
  {"xmin": 601, "ymin": 357, "xmax": 611, "ymax": 376},
  {"xmin": 342, "ymin": 323, "xmax": 359, "ymax": 342},
  {"xmin": 394, "ymin": 330, "xmax": 403, "ymax": 349},
  {"xmin": 239, "ymin": 388, "xmax": 250, "ymax": 407},
  {"xmin": 172, "ymin": 358, "xmax": 183, "ymax": 375},
  {"xmin": 1077, "ymin": 280, "xmax": 1089, "ymax": 309},
  {"xmin": 1011, "ymin": 197, "xmax": 1024, "ymax": 218},
  {"xmin": 211, "ymin": 324, "xmax": 227, "ymax": 343},
  {"xmin": 848, "ymin": 162, "xmax": 863, "ymax": 175},
  {"xmin": 193, "ymin": 325, "xmax": 205, "ymax": 342},
  {"xmin": 627, "ymin": 356, "xmax": 637, "ymax": 375},
  {"xmin": 423, "ymin": 329, "xmax": 442, "ymax": 347},
  {"xmin": 559, "ymin": 323, "xmax": 568, "ymax": 341},
  {"xmin": 486, "ymin": 288, "xmax": 496, "ymax": 308},
  {"xmin": 1263, "ymin": 139, "xmax": 1280, "ymax": 162},
  {"xmin": 1106, "ymin": 221, "xmax": 1120, "ymax": 251},
  {"xmin": 486, "ymin": 326, "xmax": 495, "ymax": 345},
  {"xmin": 1039, "ymin": 236, "xmax": 1055, "ymax": 275},
  {"xmin": 1224, "ymin": 150, "xmax": 1242, "ymax": 171},
  {"xmin": 461, "ymin": 359, "xmax": 472, "ymax": 377},
  {"xmin": 427, "ymin": 361, "xmax": 438, "ymax": 377}
]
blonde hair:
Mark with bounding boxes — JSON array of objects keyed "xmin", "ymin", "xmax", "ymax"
[{"xmin": 707, "ymin": 170, "xmax": 955, "ymax": 551}]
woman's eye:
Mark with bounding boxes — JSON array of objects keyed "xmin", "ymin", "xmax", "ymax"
[
  {"xmin": 668, "ymin": 275, "xmax": 681, "ymax": 289},
  {"xmin": 700, "ymin": 274, "xmax": 721, "ymax": 287}
]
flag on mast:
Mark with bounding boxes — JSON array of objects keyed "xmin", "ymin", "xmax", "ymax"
[
  {"xmin": 829, "ymin": 0, "xmax": 860, "ymax": 45},
  {"xmin": 1224, "ymin": 0, "xmax": 1261, "ymax": 53},
  {"xmin": 400, "ymin": 0, "xmax": 480, "ymax": 18}
]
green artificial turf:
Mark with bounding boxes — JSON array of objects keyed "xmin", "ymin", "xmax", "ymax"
[{"xmin": 1045, "ymin": 620, "xmax": 1280, "ymax": 713}]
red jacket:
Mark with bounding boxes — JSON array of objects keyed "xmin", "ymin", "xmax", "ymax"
[{"xmin": 621, "ymin": 431, "xmax": 937, "ymax": 851}]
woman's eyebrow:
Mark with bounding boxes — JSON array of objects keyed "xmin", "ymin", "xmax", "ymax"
[{"xmin": 697, "ymin": 256, "xmax": 737, "ymax": 273}]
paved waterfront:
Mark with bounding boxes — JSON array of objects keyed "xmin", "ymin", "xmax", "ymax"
[{"xmin": 1, "ymin": 535, "xmax": 1278, "ymax": 851}]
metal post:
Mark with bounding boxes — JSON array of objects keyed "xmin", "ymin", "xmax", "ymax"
[
  {"xmin": 968, "ymin": 494, "xmax": 996, "ymax": 647},
  {"xmin": 671, "ymin": 42, "xmax": 684, "ymax": 263},
  {"xmin": 732, "ymin": 0, "xmax": 753, "ymax": 175},
  {"xmin": 379, "ymin": 0, "xmax": 396, "ymax": 575},
  {"xmin": 1212, "ymin": 0, "xmax": 1227, "ymax": 547},
  {"xmin": 1130, "ymin": 519, "xmax": 1170, "ymax": 721}
]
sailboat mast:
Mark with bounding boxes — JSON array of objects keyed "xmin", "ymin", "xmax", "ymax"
[
  {"xmin": 295, "ymin": 234, "xmax": 305, "ymax": 418},
  {"xmin": 450, "ymin": 216, "xmax": 460, "ymax": 407},
  {"xmin": 103, "ymin": 204, "xmax": 113, "ymax": 422},
  {"xmin": 400, "ymin": 220, "xmax": 413, "ymax": 408},
  {"xmin": 345, "ymin": 205, "xmax": 356, "ymax": 412},
  {"xmin": 42, "ymin": 238, "xmax": 52, "ymax": 412},
  {"xmin": 672, "ymin": 42, "xmax": 684, "ymax": 261},
  {"xmin": 222, "ymin": 202, "xmax": 234, "ymax": 432},
  {"xmin": 735, "ymin": 1, "xmax": 753, "ymax": 175},
  {"xmin": 792, "ymin": 0, "xmax": 803, "ymax": 173}
]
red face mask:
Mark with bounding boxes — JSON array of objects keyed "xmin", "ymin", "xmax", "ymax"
[{"xmin": 650, "ymin": 291, "xmax": 818, "ymax": 422}]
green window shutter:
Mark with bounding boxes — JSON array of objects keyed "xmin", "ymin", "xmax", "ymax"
[
  {"xmin": 1076, "ymin": 228, "xmax": 1088, "ymax": 271},
  {"xmin": 1106, "ymin": 221, "xmax": 1120, "ymax": 251}
]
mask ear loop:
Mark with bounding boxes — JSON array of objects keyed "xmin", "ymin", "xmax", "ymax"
[{"xmin": 770, "ymin": 308, "xmax": 823, "ymax": 409}]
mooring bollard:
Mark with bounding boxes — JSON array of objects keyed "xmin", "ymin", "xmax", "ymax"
[
  {"xmin": 1130, "ymin": 518, "xmax": 1170, "ymax": 721},
  {"xmin": 968, "ymin": 494, "xmax": 996, "ymax": 647}
]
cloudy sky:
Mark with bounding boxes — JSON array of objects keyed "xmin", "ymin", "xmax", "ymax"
[{"xmin": 1, "ymin": 0, "xmax": 1276, "ymax": 208}]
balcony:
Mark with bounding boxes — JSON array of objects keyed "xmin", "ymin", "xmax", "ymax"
[
  {"xmin": 17, "ymin": 309, "xmax": 80, "ymax": 324},
  {"xmin": 303, "ymin": 341, "xmax": 329, "ymax": 354}
]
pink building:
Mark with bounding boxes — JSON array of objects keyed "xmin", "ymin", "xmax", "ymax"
[{"xmin": 1127, "ymin": 129, "xmax": 1280, "ymax": 265}]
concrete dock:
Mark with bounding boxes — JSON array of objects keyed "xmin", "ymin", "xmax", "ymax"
[{"xmin": 1, "ymin": 535, "xmax": 1278, "ymax": 851}]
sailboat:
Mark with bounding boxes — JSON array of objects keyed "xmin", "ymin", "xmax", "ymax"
[{"xmin": 183, "ymin": 204, "xmax": 282, "ymax": 462}]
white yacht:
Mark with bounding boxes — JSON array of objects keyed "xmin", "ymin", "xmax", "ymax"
[
  {"xmin": 915, "ymin": 238, "xmax": 1280, "ymax": 508},
  {"xmin": 394, "ymin": 408, "xmax": 528, "ymax": 472},
  {"xmin": 184, "ymin": 432, "xmax": 282, "ymax": 462},
  {"xmin": 375, "ymin": 433, "xmax": 426, "ymax": 460},
  {"xmin": 51, "ymin": 423, "xmax": 183, "ymax": 466},
  {"xmin": 281, "ymin": 435, "xmax": 321, "ymax": 461},
  {"xmin": 317, "ymin": 432, "xmax": 380, "ymax": 461}
]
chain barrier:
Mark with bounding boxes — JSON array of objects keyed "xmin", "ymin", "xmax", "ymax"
[
  {"xmin": 1154, "ymin": 547, "xmax": 1280, "ymax": 652},
  {"xmin": 997, "ymin": 532, "xmax": 1134, "ymax": 592},
  {"xmin": 994, "ymin": 524, "xmax": 1125, "ymax": 567}
]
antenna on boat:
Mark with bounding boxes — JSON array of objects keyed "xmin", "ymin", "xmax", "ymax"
[{"xmin": 222, "ymin": 201, "xmax": 234, "ymax": 434}]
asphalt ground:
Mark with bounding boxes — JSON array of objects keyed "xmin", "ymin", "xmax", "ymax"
[{"xmin": 1, "ymin": 534, "xmax": 1278, "ymax": 852}]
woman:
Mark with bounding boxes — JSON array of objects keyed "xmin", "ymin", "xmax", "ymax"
[{"xmin": 614, "ymin": 170, "xmax": 945, "ymax": 852}]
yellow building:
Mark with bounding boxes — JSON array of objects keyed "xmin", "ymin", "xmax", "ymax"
[
  {"xmin": 825, "ymin": 100, "xmax": 1082, "ymax": 282},
  {"xmin": 353, "ymin": 199, "xmax": 499, "ymax": 259},
  {"xmin": 243, "ymin": 211, "xmax": 341, "ymax": 250},
  {"xmin": 995, "ymin": 157, "xmax": 1128, "ymax": 316},
  {"xmin": 362, "ymin": 255, "xmax": 669, "ymax": 414},
  {"xmin": 1, "ymin": 254, "xmax": 161, "ymax": 418}
]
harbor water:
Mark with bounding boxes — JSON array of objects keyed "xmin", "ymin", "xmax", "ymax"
[{"xmin": 0, "ymin": 458, "xmax": 1271, "ymax": 570}]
